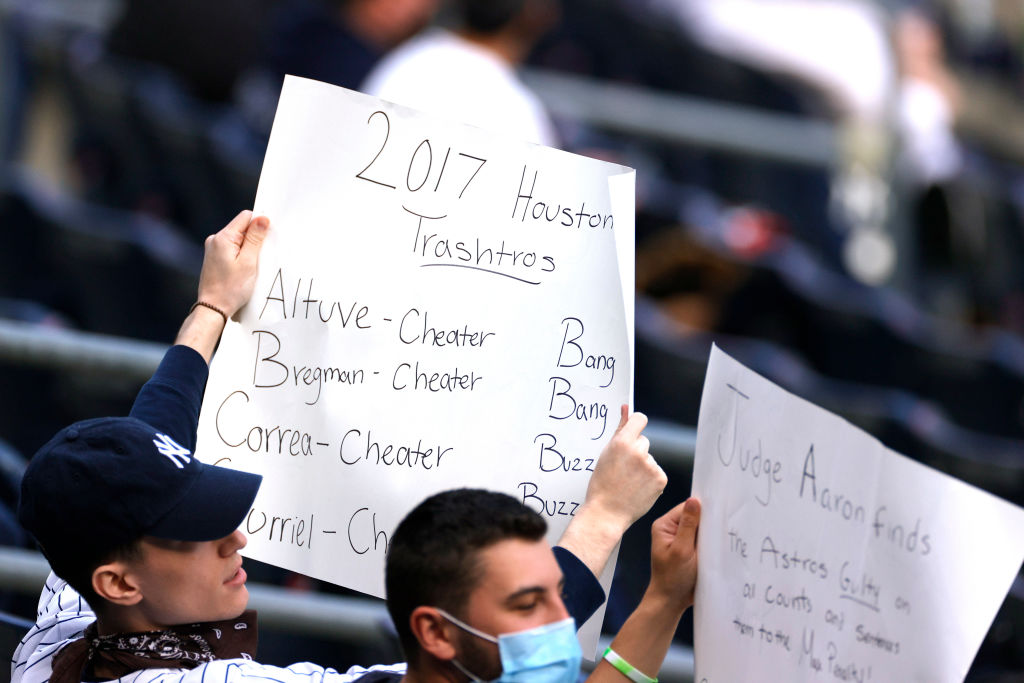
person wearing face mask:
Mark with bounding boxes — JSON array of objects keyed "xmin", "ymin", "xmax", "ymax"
[{"xmin": 379, "ymin": 488, "xmax": 701, "ymax": 683}]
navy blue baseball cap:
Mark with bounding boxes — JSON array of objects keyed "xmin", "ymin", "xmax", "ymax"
[{"xmin": 19, "ymin": 416, "xmax": 262, "ymax": 560}]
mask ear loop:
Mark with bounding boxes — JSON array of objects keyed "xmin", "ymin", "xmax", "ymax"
[
  {"xmin": 436, "ymin": 608, "xmax": 499, "ymax": 643},
  {"xmin": 449, "ymin": 656, "xmax": 488, "ymax": 683},
  {"xmin": 436, "ymin": 609, "xmax": 500, "ymax": 683}
]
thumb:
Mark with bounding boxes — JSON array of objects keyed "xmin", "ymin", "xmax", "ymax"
[
  {"xmin": 240, "ymin": 216, "xmax": 270, "ymax": 261},
  {"xmin": 615, "ymin": 404, "xmax": 628, "ymax": 432},
  {"xmin": 676, "ymin": 498, "xmax": 701, "ymax": 546}
]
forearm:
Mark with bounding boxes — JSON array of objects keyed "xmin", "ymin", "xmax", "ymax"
[
  {"xmin": 591, "ymin": 498, "xmax": 701, "ymax": 683},
  {"xmin": 129, "ymin": 345, "xmax": 209, "ymax": 447},
  {"xmin": 556, "ymin": 501, "xmax": 629, "ymax": 579},
  {"xmin": 174, "ymin": 305, "xmax": 227, "ymax": 364},
  {"xmin": 588, "ymin": 590, "xmax": 685, "ymax": 683}
]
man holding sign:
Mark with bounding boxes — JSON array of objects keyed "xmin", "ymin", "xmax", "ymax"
[
  {"xmin": 13, "ymin": 209, "xmax": 676, "ymax": 683},
  {"xmin": 377, "ymin": 488, "xmax": 700, "ymax": 683}
]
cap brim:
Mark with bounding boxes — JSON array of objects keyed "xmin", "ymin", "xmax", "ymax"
[{"xmin": 147, "ymin": 463, "xmax": 262, "ymax": 542}]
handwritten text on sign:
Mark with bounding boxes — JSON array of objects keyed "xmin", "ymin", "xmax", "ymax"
[
  {"xmin": 195, "ymin": 77, "xmax": 635, "ymax": 645},
  {"xmin": 691, "ymin": 346, "xmax": 1024, "ymax": 682}
]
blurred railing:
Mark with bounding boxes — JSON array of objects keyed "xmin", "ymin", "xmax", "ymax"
[
  {"xmin": 0, "ymin": 319, "xmax": 165, "ymax": 382},
  {"xmin": 523, "ymin": 69, "xmax": 836, "ymax": 168}
]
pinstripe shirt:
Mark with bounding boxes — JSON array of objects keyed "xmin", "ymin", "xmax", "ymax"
[{"xmin": 11, "ymin": 572, "xmax": 407, "ymax": 683}]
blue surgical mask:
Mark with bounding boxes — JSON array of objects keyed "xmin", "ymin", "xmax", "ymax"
[{"xmin": 438, "ymin": 609, "xmax": 583, "ymax": 683}]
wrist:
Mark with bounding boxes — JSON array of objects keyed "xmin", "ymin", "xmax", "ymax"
[
  {"xmin": 576, "ymin": 499, "xmax": 633, "ymax": 542},
  {"xmin": 640, "ymin": 581, "xmax": 692, "ymax": 617},
  {"xmin": 190, "ymin": 300, "xmax": 229, "ymax": 325},
  {"xmin": 556, "ymin": 502, "xmax": 631, "ymax": 580},
  {"xmin": 603, "ymin": 647, "xmax": 657, "ymax": 683},
  {"xmin": 176, "ymin": 304, "xmax": 227, "ymax": 364}
]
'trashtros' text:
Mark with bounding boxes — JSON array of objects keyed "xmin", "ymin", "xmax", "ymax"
[{"xmin": 406, "ymin": 208, "xmax": 555, "ymax": 285}]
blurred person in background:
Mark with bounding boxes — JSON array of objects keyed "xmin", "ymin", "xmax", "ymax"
[
  {"xmin": 107, "ymin": 0, "xmax": 443, "ymax": 102},
  {"xmin": 237, "ymin": 0, "xmax": 440, "ymax": 135},
  {"xmin": 362, "ymin": 0, "xmax": 562, "ymax": 146},
  {"xmin": 260, "ymin": 0, "xmax": 440, "ymax": 93},
  {"xmin": 642, "ymin": 0, "xmax": 964, "ymax": 286}
]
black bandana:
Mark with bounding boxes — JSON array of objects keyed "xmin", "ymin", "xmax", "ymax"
[{"xmin": 51, "ymin": 611, "xmax": 258, "ymax": 683}]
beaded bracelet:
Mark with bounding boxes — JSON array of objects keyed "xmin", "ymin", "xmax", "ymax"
[
  {"xmin": 189, "ymin": 301, "xmax": 228, "ymax": 325},
  {"xmin": 603, "ymin": 647, "xmax": 658, "ymax": 683}
]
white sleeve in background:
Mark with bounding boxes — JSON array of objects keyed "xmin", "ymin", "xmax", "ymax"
[
  {"xmin": 648, "ymin": 0, "xmax": 897, "ymax": 121},
  {"xmin": 362, "ymin": 29, "xmax": 558, "ymax": 147}
]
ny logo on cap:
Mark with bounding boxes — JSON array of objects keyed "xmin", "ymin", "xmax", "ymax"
[{"xmin": 153, "ymin": 433, "xmax": 192, "ymax": 469}]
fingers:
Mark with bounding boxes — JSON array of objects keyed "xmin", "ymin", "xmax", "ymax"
[
  {"xmin": 205, "ymin": 210, "xmax": 253, "ymax": 255},
  {"xmin": 616, "ymin": 404, "xmax": 629, "ymax": 432},
  {"xmin": 195, "ymin": 210, "xmax": 270, "ymax": 319},
  {"xmin": 652, "ymin": 461, "xmax": 668, "ymax": 493},
  {"xmin": 207, "ymin": 213, "xmax": 269, "ymax": 264},
  {"xmin": 219, "ymin": 210, "xmax": 254, "ymax": 246},
  {"xmin": 225, "ymin": 209, "xmax": 254, "ymax": 233},
  {"xmin": 653, "ymin": 499, "xmax": 687, "ymax": 534}
]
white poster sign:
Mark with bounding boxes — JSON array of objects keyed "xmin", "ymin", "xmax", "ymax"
[
  {"xmin": 692, "ymin": 345, "xmax": 1024, "ymax": 682},
  {"xmin": 196, "ymin": 76, "xmax": 635, "ymax": 649}
]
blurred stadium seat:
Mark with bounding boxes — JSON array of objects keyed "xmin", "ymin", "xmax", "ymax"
[{"xmin": 0, "ymin": 165, "xmax": 202, "ymax": 341}]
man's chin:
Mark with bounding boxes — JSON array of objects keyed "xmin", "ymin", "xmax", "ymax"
[
  {"xmin": 219, "ymin": 586, "xmax": 250, "ymax": 622},
  {"xmin": 235, "ymin": 586, "xmax": 250, "ymax": 614}
]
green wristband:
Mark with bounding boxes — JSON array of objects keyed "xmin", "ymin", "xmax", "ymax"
[{"xmin": 603, "ymin": 647, "xmax": 658, "ymax": 683}]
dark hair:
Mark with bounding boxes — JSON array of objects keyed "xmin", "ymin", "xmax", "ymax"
[
  {"xmin": 455, "ymin": 0, "xmax": 526, "ymax": 34},
  {"xmin": 44, "ymin": 539, "xmax": 143, "ymax": 610},
  {"xmin": 385, "ymin": 488, "xmax": 547, "ymax": 659}
]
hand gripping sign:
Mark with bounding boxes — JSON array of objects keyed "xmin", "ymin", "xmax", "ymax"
[
  {"xmin": 196, "ymin": 76, "xmax": 636, "ymax": 652},
  {"xmin": 692, "ymin": 345, "xmax": 1024, "ymax": 682}
]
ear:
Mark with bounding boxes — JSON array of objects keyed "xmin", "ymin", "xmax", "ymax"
[
  {"xmin": 410, "ymin": 606, "xmax": 458, "ymax": 661},
  {"xmin": 92, "ymin": 562, "xmax": 144, "ymax": 607}
]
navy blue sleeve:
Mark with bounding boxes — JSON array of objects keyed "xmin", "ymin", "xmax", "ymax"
[
  {"xmin": 553, "ymin": 545, "xmax": 605, "ymax": 627},
  {"xmin": 129, "ymin": 345, "xmax": 209, "ymax": 452}
]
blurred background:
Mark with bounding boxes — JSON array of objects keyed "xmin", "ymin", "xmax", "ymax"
[{"xmin": 2, "ymin": 0, "xmax": 1024, "ymax": 680}]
